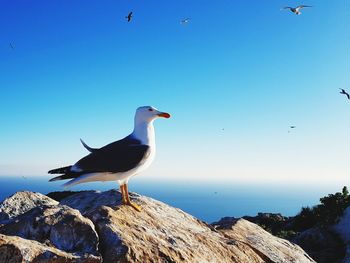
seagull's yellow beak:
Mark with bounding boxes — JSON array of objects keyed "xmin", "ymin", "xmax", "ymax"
[{"xmin": 158, "ymin": 112, "xmax": 171, "ymax": 118}]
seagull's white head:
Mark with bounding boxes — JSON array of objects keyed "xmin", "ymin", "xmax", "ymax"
[{"xmin": 134, "ymin": 106, "xmax": 170, "ymax": 124}]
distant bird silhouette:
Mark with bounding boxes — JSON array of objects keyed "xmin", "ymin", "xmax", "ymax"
[
  {"xmin": 340, "ymin": 89, "xmax": 350, "ymax": 100},
  {"xmin": 180, "ymin": 18, "xmax": 190, "ymax": 25},
  {"xmin": 282, "ymin": 5, "xmax": 312, "ymax": 15},
  {"xmin": 288, "ymin": 126, "xmax": 296, "ymax": 133},
  {"xmin": 125, "ymin": 12, "xmax": 133, "ymax": 22},
  {"xmin": 9, "ymin": 43, "xmax": 15, "ymax": 50}
]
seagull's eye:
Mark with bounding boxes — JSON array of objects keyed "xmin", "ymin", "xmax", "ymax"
[{"xmin": 148, "ymin": 108, "xmax": 153, "ymax": 112}]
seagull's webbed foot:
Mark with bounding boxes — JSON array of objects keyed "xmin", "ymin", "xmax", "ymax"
[
  {"xmin": 126, "ymin": 201, "xmax": 142, "ymax": 212},
  {"xmin": 120, "ymin": 184, "xmax": 142, "ymax": 212}
]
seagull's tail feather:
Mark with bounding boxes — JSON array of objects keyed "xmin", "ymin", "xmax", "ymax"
[
  {"xmin": 48, "ymin": 165, "xmax": 72, "ymax": 175},
  {"xmin": 80, "ymin": 139, "xmax": 98, "ymax": 153},
  {"xmin": 49, "ymin": 171, "xmax": 87, "ymax": 182},
  {"xmin": 49, "ymin": 175, "xmax": 66, "ymax": 182},
  {"xmin": 61, "ymin": 173, "xmax": 100, "ymax": 188},
  {"xmin": 62, "ymin": 178, "xmax": 83, "ymax": 188}
]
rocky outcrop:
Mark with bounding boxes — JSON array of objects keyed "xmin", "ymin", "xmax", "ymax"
[
  {"xmin": 292, "ymin": 227, "xmax": 345, "ymax": 263},
  {"xmin": 0, "ymin": 191, "xmax": 58, "ymax": 225},
  {"xmin": 242, "ymin": 213, "xmax": 291, "ymax": 234},
  {"xmin": 0, "ymin": 205, "xmax": 99, "ymax": 255},
  {"xmin": 212, "ymin": 217, "xmax": 315, "ymax": 263},
  {"xmin": 0, "ymin": 234, "xmax": 100, "ymax": 263},
  {"xmin": 334, "ymin": 207, "xmax": 350, "ymax": 263},
  {"xmin": 0, "ymin": 190, "xmax": 315, "ymax": 263}
]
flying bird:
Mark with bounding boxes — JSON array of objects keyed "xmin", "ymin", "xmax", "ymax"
[
  {"xmin": 290, "ymin": 126, "xmax": 296, "ymax": 129},
  {"xmin": 48, "ymin": 106, "xmax": 170, "ymax": 211},
  {"xmin": 282, "ymin": 5, "xmax": 312, "ymax": 15},
  {"xmin": 180, "ymin": 18, "xmax": 190, "ymax": 25},
  {"xmin": 340, "ymin": 89, "xmax": 350, "ymax": 100},
  {"xmin": 125, "ymin": 11, "xmax": 133, "ymax": 22},
  {"xmin": 9, "ymin": 43, "xmax": 14, "ymax": 50}
]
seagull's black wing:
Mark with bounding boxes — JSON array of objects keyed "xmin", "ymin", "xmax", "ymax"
[
  {"xmin": 49, "ymin": 135, "xmax": 150, "ymax": 181},
  {"xmin": 346, "ymin": 93, "xmax": 350, "ymax": 100},
  {"xmin": 76, "ymin": 136, "xmax": 149, "ymax": 173},
  {"xmin": 297, "ymin": 5, "xmax": 312, "ymax": 8}
]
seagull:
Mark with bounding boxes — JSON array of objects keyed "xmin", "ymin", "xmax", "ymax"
[
  {"xmin": 125, "ymin": 11, "xmax": 133, "ymax": 22},
  {"xmin": 180, "ymin": 18, "xmax": 190, "ymax": 25},
  {"xmin": 9, "ymin": 43, "xmax": 14, "ymax": 50},
  {"xmin": 48, "ymin": 106, "xmax": 170, "ymax": 211},
  {"xmin": 290, "ymin": 126, "xmax": 296, "ymax": 129},
  {"xmin": 282, "ymin": 5, "xmax": 312, "ymax": 15},
  {"xmin": 340, "ymin": 89, "xmax": 350, "ymax": 100}
]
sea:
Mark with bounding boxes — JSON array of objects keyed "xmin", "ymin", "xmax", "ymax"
[{"xmin": 0, "ymin": 175, "xmax": 344, "ymax": 223}]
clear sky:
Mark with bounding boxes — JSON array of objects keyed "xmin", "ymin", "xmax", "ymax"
[{"xmin": 1, "ymin": 0, "xmax": 350, "ymax": 186}]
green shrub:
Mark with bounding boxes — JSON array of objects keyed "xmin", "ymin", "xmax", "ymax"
[{"xmin": 293, "ymin": 186, "xmax": 350, "ymax": 230}]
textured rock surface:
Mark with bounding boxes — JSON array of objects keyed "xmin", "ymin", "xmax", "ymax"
[
  {"xmin": 0, "ymin": 190, "xmax": 315, "ymax": 263},
  {"xmin": 0, "ymin": 191, "xmax": 58, "ymax": 224},
  {"xmin": 334, "ymin": 206, "xmax": 350, "ymax": 263},
  {"xmin": 0, "ymin": 234, "xmax": 100, "ymax": 263},
  {"xmin": 292, "ymin": 227, "xmax": 345, "ymax": 263},
  {"xmin": 0, "ymin": 205, "xmax": 99, "ymax": 255},
  {"xmin": 62, "ymin": 190, "xmax": 262, "ymax": 263},
  {"xmin": 212, "ymin": 217, "xmax": 316, "ymax": 263}
]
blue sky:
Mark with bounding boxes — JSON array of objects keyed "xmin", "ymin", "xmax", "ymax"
[{"xmin": 1, "ymin": 0, "xmax": 350, "ymax": 186}]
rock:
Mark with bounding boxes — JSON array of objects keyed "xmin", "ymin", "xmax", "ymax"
[
  {"xmin": 243, "ymin": 213, "xmax": 290, "ymax": 234},
  {"xmin": 0, "ymin": 234, "xmax": 100, "ymax": 263},
  {"xmin": 334, "ymin": 206, "xmax": 350, "ymax": 263},
  {"xmin": 293, "ymin": 227, "xmax": 345, "ymax": 263},
  {"xmin": 60, "ymin": 189, "xmax": 314, "ymax": 263},
  {"xmin": 0, "ymin": 191, "xmax": 101, "ymax": 262},
  {"xmin": 0, "ymin": 205, "xmax": 100, "ymax": 256},
  {"xmin": 62, "ymin": 190, "xmax": 264, "ymax": 263},
  {"xmin": 0, "ymin": 191, "xmax": 58, "ymax": 224},
  {"xmin": 212, "ymin": 217, "xmax": 316, "ymax": 263},
  {"xmin": 0, "ymin": 190, "xmax": 315, "ymax": 263}
]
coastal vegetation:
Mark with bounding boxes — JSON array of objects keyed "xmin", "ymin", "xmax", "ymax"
[{"xmin": 247, "ymin": 186, "xmax": 350, "ymax": 240}]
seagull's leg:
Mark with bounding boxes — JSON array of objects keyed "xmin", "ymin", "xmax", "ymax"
[
  {"xmin": 120, "ymin": 184, "xmax": 127, "ymax": 205},
  {"xmin": 124, "ymin": 183, "xmax": 141, "ymax": 212}
]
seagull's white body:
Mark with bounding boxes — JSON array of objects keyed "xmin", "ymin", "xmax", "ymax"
[
  {"xmin": 59, "ymin": 107, "xmax": 169, "ymax": 188},
  {"xmin": 48, "ymin": 106, "xmax": 170, "ymax": 211}
]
